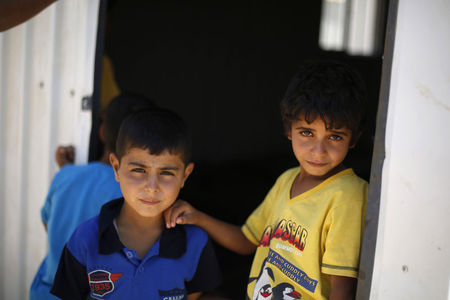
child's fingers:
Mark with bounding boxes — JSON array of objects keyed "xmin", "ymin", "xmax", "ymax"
[
  {"xmin": 165, "ymin": 199, "xmax": 187, "ymax": 228},
  {"xmin": 169, "ymin": 205, "xmax": 186, "ymax": 227},
  {"xmin": 163, "ymin": 207, "xmax": 173, "ymax": 228}
]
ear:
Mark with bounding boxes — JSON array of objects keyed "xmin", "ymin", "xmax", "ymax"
[
  {"xmin": 181, "ymin": 162, "xmax": 194, "ymax": 188},
  {"xmin": 286, "ymin": 128, "xmax": 292, "ymax": 140},
  {"xmin": 109, "ymin": 153, "xmax": 120, "ymax": 182}
]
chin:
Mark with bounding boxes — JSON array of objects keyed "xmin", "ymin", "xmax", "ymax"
[
  {"xmin": 136, "ymin": 209, "xmax": 163, "ymax": 219},
  {"xmin": 303, "ymin": 167, "xmax": 329, "ymax": 176}
]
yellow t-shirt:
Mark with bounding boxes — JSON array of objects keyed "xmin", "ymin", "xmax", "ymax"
[
  {"xmin": 242, "ymin": 167, "xmax": 368, "ymax": 300},
  {"xmin": 100, "ymin": 55, "xmax": 120, "ymax": 114}
]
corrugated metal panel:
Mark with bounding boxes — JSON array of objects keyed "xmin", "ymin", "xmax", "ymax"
[
  {"xmin": 0, "ymin": 1, "xmax": 99, "ymax": 298},
  {"xmin": 319, "ymin": 0, "xmax": 384, "ymax": 55}
]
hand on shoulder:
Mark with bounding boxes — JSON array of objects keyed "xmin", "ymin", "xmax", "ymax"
[{"xmin": 164, "ymin": 199, "xmax": 201, "ymax": 228}]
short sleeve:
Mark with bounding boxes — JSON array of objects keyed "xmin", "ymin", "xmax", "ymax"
[
  {"xmin": 321, "ymin": 200, "xmax": 366, "ymax": 278},
  {"xmin": 185, "ymin": 238, "xmax": 222, "ymax": 293},
  {"xmin": 41, "ymin": 193, "xmax": 52, "ymax": 224},
  {"xmin": 51, "ymin": 245, "xmax": 90, "ymax": 299},
  {"xmin": 242, "ymin": 178, "xmax": 282, "ymax": 246},
  {"xmin": 41, "ymin": 170, "xmax": 63, "ymax": 224}
]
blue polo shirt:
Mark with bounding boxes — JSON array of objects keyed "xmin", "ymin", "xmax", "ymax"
[{"xmin": 51, "ymin": 198, "xmax": 222, "ymax": 299}]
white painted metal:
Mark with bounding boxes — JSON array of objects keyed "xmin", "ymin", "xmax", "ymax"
[
  {"xmin": 319, "ymin": 0, "xmax": 381, "ymax": 55},
  {"xmin": 0, "ymin": 1, "xmax": 99, "ymax": 298},
  {"xmin": 371, "ymin": 0, "xmax": 450, "ymax": 299},
  {"xmin": 319, "ymin": 0, "xmax": 348, "ymax": 51},
  {"xmin": 347, "ymin": 0, "xmax": 378, "ymax": 55}
]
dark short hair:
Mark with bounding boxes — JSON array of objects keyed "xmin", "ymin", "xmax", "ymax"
[
  {"xmin": 115, "ymin": 108, "xmax": 192, "ymax": 165},
  {"xmin": 280, "ymin": 60, "xmax": 367, "ymax": 144},
  {"xmin": 103, "ymin": 94, "xmax": 155, "ymax": 153}
]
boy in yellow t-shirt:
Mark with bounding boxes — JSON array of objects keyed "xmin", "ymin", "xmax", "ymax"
[{"xmin": 165, "ymin": 61, "xmax": 369, "ymax": 300}]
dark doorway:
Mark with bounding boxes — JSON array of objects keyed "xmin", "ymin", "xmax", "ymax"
[{"xmin": 96, "ymin": 1, "xmax": 387, "ymax": 298}]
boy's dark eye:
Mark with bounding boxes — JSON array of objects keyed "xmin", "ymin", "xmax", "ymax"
[
  {"xmin": 329, "ymin": 135, "xmax": 342, "ymax": 141},
  {"xmin": 300, "ymin": 130, "xmax": 313, "ymax": 137},
  {"xmin": 161, "ymin": 171, "xmax": 175, "ymax": 176},
  {"xmin": 131, "ymin": 168, "xmax": 145, "ymax": 173}
]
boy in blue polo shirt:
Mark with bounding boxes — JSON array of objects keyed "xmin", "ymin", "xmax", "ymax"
[{"xmin": 51, "ymin": 108, "xmax": 222, "ymax": 299}]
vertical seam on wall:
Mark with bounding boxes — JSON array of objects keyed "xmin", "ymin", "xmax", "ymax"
[
  {"xmin": 48, "ymin": 3, "xmax": 63, "ymax": 183},
  {"xmin": 0, "ymin": 32, "xmax": 7, "ymax": 300},
  {"xmin": 19, "ymin": 21, "xmax": 33, "ymax": 300},
  {"xmin": 356, "ymin": 0, "xmax": 400, "ymax": 299}
]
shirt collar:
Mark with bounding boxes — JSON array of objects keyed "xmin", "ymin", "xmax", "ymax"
[{"xmin": 98, "ymin": 198, "xmax": 186, "ymax": 258}]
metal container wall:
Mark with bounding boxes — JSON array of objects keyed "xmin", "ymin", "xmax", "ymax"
[
  {"xmin": 369, "ymin": 0, "xmax": 450, "ymax": 298},
  {"xmin": 0, "ymin": 1, "xmax": 99, "ymax": 298}
]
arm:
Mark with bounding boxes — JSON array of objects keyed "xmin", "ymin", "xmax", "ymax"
[
  {"xmin": 165, "ymin": 200, "xmax": 256, "ymax": 255},
  {"xmin": 187, "ymin": 292, "xmax": 202, "ymax": 300},
  {"xmin": 0, "ymin": 0, "xmax": 57, "ymax": 32},
  {"xmin": 329, "ymin": 275, "xmax": 357, "ymax": 300}
]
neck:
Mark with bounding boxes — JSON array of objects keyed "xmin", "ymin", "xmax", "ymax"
[
  {"xmin": 117, "ymin": 203, "xmax": 164, "ymax": 232},
  {"xmin": 299, "ymin": 163, "xmax": 346, "ymax": 182},
  {"xmin": 115, "ymin": 202, "xmax": 164, "ymax": 259},
  {"xmin": 291, "ymin": 164, "xmax": 347, "ymax": 198}
]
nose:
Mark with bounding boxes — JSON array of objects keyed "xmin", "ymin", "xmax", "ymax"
[
  {"xmin": 145, "ymin": 174, "xmax": 159, "ymax": 191},
  {"xmin": 311, "ymin": 139, "xmax": 327, "ymax": 155}
]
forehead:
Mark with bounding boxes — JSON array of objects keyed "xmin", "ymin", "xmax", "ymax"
[
  {"xmin": 293, "ymin": 109, "xmax": 353, "ymax": 129},
  {"xmin": 293, "ymin": 117, "xmax": 352, "ymax": 133},
  {"xmin": 121, "ymin": 147, "xmax": 185, "ymax": 168}
]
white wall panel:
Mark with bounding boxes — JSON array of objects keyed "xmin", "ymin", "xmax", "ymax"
[
  {"xmin": 371, "ymin": 0, "xmax": 450, "ymax": 299},
  {"xmin": 2, "ymin": 25, "xmax": 28, "ymax": 300},
  {"xmin": 0, "ymin": 1, "xmax": 99, "ymax": 298}
]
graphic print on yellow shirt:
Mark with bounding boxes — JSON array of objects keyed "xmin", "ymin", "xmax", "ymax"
[
  {"xmin": 242, "ymin": 167, "xmax": 368, "ymax": 300},
  {"xmin": 259, "ymin": 219, "xmax": 308, "ymax": 251}
]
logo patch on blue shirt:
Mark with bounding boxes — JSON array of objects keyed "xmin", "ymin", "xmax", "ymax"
[
  {"xmin": 88, "ymin": 269, "xmax": 122, "ymax": 298},
  {"xmin": 159, "ymin": 288, "xmax": 187, "ymax": 300}
]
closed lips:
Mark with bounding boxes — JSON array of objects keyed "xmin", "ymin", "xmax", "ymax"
[{"xmin": 140, "ymin": 199, "xmax": 160, "ymax": 204}]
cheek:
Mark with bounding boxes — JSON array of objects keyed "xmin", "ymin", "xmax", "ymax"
[
  {"xmin": 292, "ymin": 139, "xmax": 308, "ymax": 154},
  {"xmin": 118, "ymin": 173, "xmax": 144, "ymax": 193},
  {"xmin": 329, "ymin": 144, "xmax": 350, "ymax": 160},
  {"xmin": 162, "ymin": 180, "xmax": 181, "ymax": 193},
  {"xmin": 160, "ymin": 178, "xmax": 183, "ymax": 197}
]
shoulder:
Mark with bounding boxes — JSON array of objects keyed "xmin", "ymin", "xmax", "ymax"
[
  {"xmin": 51, "ymin": 164, "xmax": 81, "ymax": 183},
  {"xmin": 181, "ymin": 225, "xmax": 212, "ymax": 260},
  {"xmin": 277, "ymin": 167, "xmax": 300, "ymax": 182},
  {"xmin": 58, "ymin": 162, "xmax": 112, "ymax": 177},
  {"xmin": 323, "ymin": 169, "xmax": 368, "ymax": 206},
  {"xmin": 269, "ymin": 167, "xmax": 300, "ymax": 191},
  {"xmin": 52, "ymin": 163, "xmax": 105, "ymax": 183},
  {"xmin": 184, "ymin": 225, "xmax": 209, "ymax": 246},
  {"xmin": 51, "ymin": 162, "xmax": 119, "ymax": 198},
  {"xmin": 267, "ymin": 167, "xmax": 300, "ymax": 197},
  {"xmin": 66, "ymin": 215, "xmax": 100, "ymax": 254},
  {"xmin": 333, "ymin": 169, "xmax": 368, "ymax": 192}
]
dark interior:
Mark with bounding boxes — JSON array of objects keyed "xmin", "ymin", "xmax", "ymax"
[{"xmin": 94, "ymin": 0, "xmax": 387, "ymax": 298}]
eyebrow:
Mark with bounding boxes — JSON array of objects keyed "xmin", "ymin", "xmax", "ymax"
[
  {"xmin": 128, "ymin": 161, "xmax": 147, "ymax": 168},
  {"xmin": 160, "ymin": 166, "xmax": 180, "ymax": 171},
  {"xmin": 329, "ymin": 130, "xmax": 350, "ymax": 136},
  {"xmin": 295, "ymin": 126, "xmax": 350, "ymax": 136},
  {"xmin": 128, "ymin": 161, "xmax": 180, "ymax": 170}
]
